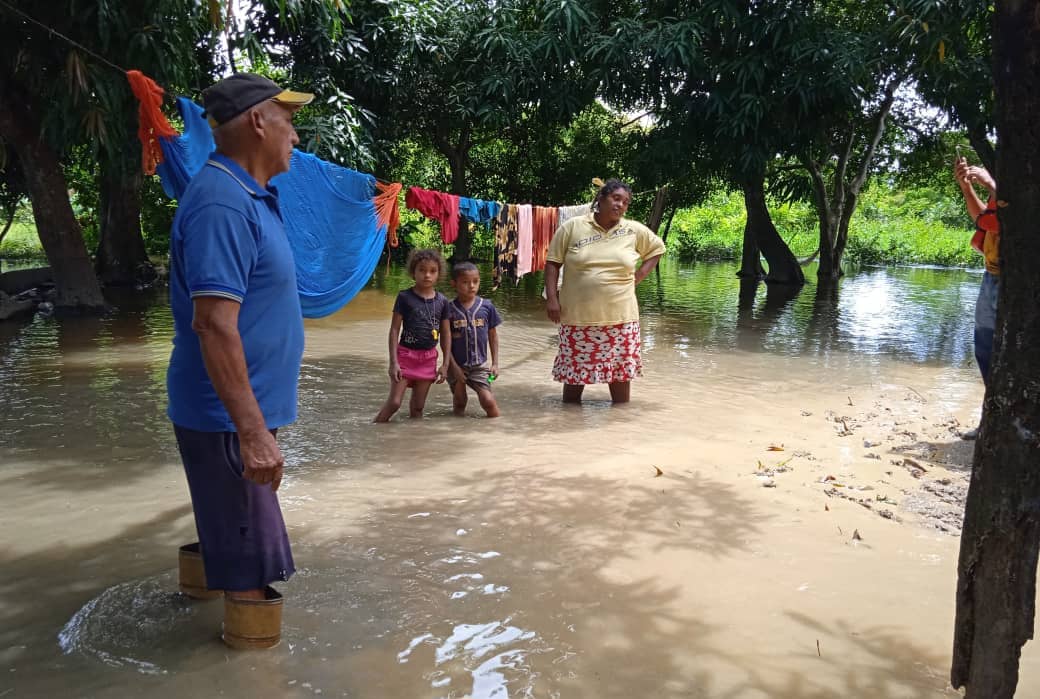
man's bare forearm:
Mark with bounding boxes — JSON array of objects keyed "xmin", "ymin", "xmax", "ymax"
[{"xmin": 197, "ymin": 325, "xmax": 267, "ymax": 437}]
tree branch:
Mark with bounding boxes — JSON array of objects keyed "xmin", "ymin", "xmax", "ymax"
[{"xmin": 851, "ymin": 76, "xmax": 902, "ymax": 194}]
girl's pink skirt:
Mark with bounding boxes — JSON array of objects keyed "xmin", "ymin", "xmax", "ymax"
[{"xmin": 397, "ymin": 345, "xmax": 438, "ymax": 383}]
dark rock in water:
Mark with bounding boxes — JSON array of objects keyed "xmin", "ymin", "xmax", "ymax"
[
  {"xmin": 0, "ymin": 266, "xmax": 53, "ymax": 295},
  {"xmin": 0, "ymin": 290, "xmax": 37, "ymax": 321}
]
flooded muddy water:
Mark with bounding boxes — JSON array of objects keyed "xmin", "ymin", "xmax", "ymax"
[{"xmin": 3, "ymin": 260, "xmax": 1038, "ymax": 697}]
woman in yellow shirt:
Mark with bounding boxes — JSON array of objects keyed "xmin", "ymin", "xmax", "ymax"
[{"xmin": 544, "ymin": 179, "xmax": 666, "ymax": 403}]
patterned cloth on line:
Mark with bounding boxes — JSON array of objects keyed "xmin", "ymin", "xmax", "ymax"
[
  {"xmin": 154, "ymin": 98, "xmax": 387, "ymax": 318},
  {"xmin": 492, "ymin": 204, "xmax": 520, "ymax": 289}
]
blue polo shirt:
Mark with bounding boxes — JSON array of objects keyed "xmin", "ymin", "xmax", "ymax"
[{"xmin": 166, "ymin": 153, "xmax": 304, "ymax": 432}]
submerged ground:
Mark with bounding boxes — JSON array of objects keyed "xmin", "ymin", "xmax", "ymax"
[{"xmin": 2, "ymin": 261, "xmax": 1037, "ymax": 697}]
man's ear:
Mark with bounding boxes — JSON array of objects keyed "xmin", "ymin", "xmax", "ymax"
[{"xmin": 248, "ymin": 107, "xmax": 266, "ymax": 137}]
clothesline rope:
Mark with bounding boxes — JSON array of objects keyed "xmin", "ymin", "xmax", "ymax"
[{"xmin": 0, "ymin": 0, "xmax": 129, "ymax": 75}]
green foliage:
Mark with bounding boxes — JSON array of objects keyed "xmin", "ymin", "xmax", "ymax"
[
  {"xmin": 669, "ymin": 191, "xmax": 817, "ymax": 262},
  {"xmin": 0, "ymin": 207, "xmax": 42, "ymax": 259},
  {"xmin": 670, "ymin": 184, "xmax": 977, "ymax": 268}
]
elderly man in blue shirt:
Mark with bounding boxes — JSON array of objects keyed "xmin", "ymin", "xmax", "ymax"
[{"xmin": 166, "ymin": 73, "xmax": 312, "ymax": 648}]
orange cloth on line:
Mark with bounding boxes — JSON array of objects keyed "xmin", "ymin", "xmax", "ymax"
[
  {"xmin": 532, "ymin": 205, "xmax": 558, "ymax": 272},
  {"xmin": 375, "ymin": 181, "xmax": 403, "ymax": 247},
  {"xmin": 126, "ymin": 70, "xmax": 178, "ymax": 176}
]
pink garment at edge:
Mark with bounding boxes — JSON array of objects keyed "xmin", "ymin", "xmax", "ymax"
[{"xmin": 516, "ymin": 204, "xmax": 533, "ymax": 277}]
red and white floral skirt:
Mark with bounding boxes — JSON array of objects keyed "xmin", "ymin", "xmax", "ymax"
[{"xmin": 552, "ymin": 321, "xmax": 642, "ymax": 385}]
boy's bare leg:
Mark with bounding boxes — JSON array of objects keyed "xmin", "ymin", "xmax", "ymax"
[
  {"xmin": 226, "ymin": 589, "xmax": 267, "ymax": 600},
  {"xmin": 562, "ymin": 384, "xmax": 584, "ymax": 403},
  {"xmin": 452, "ymin": 381, "xmax": 468, "ymax": 416},
  {"xmin": 474, "ymin": 386, "xmax": 500, "ymax": 418},
  {"xmin": 409, "ymin": 380, "xmax": 434, "ymax": 418},
  {"xmin": 374, "ymin": 379, "xmax": 410, "ymax": 422},
  {"xmin": 608, "ymin": 381, "xmax": 630, "ymax": 404}
]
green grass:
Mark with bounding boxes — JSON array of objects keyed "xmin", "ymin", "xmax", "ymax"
[
  {"xmin": 0, "ymin": 219, "xmax": 44, "ymax": 260},
  {"xmin": 668, "ymin": 185, "xmax": 980, "ymax": 268}
]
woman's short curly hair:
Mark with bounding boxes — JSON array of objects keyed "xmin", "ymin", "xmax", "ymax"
[
  {"xmin": 406, "ymin": 248, "xmax": 447, "ymax": 277},
  {"xmin": 595, "ymin": 178, "xmax": 633, "ymax": 203}
]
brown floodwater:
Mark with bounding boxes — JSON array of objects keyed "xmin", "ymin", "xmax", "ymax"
[{"xmin": 2, "ymin": 260, "xmax": 1038, "ymax": 697}]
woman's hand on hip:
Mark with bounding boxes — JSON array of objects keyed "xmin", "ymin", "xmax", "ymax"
[{"xmin": 546, "ymin": 299, "xmax": 561, "ymax": 324}]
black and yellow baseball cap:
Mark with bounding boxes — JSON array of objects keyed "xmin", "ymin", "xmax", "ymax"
[{"xmin": 202, "ymin": 73, "xmax": 314, "ymax": 127}]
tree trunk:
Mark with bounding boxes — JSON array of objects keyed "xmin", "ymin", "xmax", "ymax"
[
  {"xmin": 660, "ymin": 206, "xmax": 677, "ymax": 243},
  {"xmin": 738, "ymin": 222, "xmax": 764, "ymax": 279},
  {"xmin": 0, "ymin": 98, "xmax": 106, "ymax": 311},
  {"xmin": 0, "ymin": 203, "xmax": 15, "ymax": 248},
  {"xmin": 96, "ymin": 159, "xmax": 152, "ymax": 286},
  {"xmin": 821, "ymin": 192, "xmax": 858, "ymax": 285},
  {"xmin": 647, "ymin": 185, "xmax": 669, "ymax": 233},
  {"xmin": 951, "ymin": 2, "xmax": 1040, "ymax": 697},
  {"xmin": 739, "ymin": 173, "xmax": 803, "ymax": 285},
  {"xmin": 447, "ymin": 150, "xmax": 473, "ymax": 261}
]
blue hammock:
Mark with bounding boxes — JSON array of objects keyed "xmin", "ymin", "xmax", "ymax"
[{"xmin": 156, "ymin": 98, "xmax": 386, "ymax": 319}]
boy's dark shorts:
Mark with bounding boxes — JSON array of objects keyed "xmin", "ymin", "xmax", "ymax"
[{"xmin": 448, "ymin": 364, "xmax": 494, "ymax": 392}]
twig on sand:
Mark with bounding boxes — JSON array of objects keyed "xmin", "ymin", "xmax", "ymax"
[
  {"xmin": 817, "ymin": 639, "xmax": 821, "ymax": 657},
  {"xmin": 905, "ymin": 386, "xmax": 928, "ymax": 403}
]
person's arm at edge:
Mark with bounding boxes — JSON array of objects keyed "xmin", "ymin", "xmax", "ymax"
[
  {"xmin": 388, "ymin": 312, "xmax": 403, "ymax": 381},
  {"xmin": 955, "ymin": 161, "xmax": 990, "ymax": 220},
  {"xmin": 489, "ymin": 326, "xmax": 500, "ymax": 377},
  {"xmin": 545, "ymin": 262, "xmax": 562, "ymax": 323},
  {"xmin": 635, "ymin": 254, "xmax": 663, "ymax": 285},
  {"xmin": 193, "ymin": 296, "xmax": 283, "ymax": 491},
  {"xmin": 438, "ymin": 317, "xmax": 451, "ymax": 383}
]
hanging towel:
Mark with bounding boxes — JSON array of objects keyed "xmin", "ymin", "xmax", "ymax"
[
  {"xmin": 153, "ymin": 98, "xmax": 386, "ymax": 318},
  {"xmin": 531, "ymin": 206, "xmax": 558, "ymax": 272},
  {"xmin": 492, "ymin": 204, "xmax": 519, "ymax": 290},
  {"xmin": 405, "ymin": 186, "xmax": 460, "ymax": 244},
  {"xmin": 557, "ymin": 203, "xmax": 591, "ymax": 227},
  {"xmin": 459, "ymin": 197, "xmax": 501, "ymax": 224},
  {"xmin": 374, "ymin": 181, "xmax": 403, "ymax": 247},
  {"xmin": 516, "ymin": 204, "xmax": 533, "ymax": 279}
]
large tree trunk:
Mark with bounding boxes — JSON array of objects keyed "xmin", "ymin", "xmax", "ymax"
[
  {"xmin": 95, "ymin": 159, "xmax": 151, "ymax": 286},
  {"xmin": 0, "ymin": 98, "xmax": 106, "ymax": 311},
  {"xmin": 435, "ymin": 125, "xmax": 474, "ymax": 262},
  {"xmin": 739, "ymin": 172, "xmax": 803, "ymax": 285},
  {"xmin": 951, "ymin": 2, "xmax": 1040, "ymax": 697},
  {"xmin": 447, "ymin": 149, "xmax": 473, "ymax": 261}
]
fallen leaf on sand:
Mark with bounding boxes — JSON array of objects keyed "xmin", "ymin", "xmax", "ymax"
[
  {"xmin": 825, "ymin": 504, "xmax": 830, "ymax": 512},
  {"xmin": 653, "ymin": 466, "xmax": 664, "ymax": 477},
  {"xmin": 852, "ymin": 529, "xmax": 863, "ymax": 541},
  {"xmin": 768, "ymin": 444, "xmax": 785, "ymax": 452}
]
